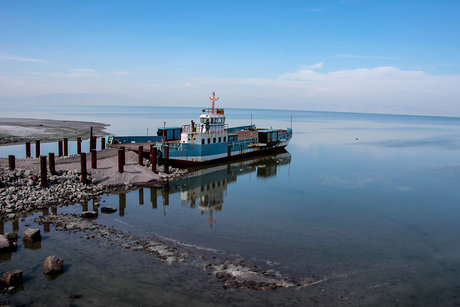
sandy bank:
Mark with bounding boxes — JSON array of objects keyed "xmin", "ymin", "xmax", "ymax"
[{"xmin": 0, "ymin": 118, "xmax": 109, "ymax": 145}]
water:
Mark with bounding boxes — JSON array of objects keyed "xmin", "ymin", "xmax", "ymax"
[{"xmin": 2, "ymin": 105, "xmax": 460, "ymax": 305}]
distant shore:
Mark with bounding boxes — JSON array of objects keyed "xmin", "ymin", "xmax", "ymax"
[{"xmin": 0, "ymin": 118, "xmax": 109, "ymax": 146}]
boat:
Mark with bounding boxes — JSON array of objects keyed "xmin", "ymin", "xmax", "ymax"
[{"xmin": 108, "ymin": 92, "xmax": 292, "ymax": 166}]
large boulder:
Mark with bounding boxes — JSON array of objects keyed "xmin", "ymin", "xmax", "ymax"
[
  {"xmin": 1, "ymin": 270, "xmax": 23, "ymax": 287},
  {"xmin": 23, "ymin": 228, "xmax": 41, "ymax": 243},
  {"xmin": 42, "ymin": 256, "xmax": 64, "ymax": 275},
  {"xmin": 0, "ymin": 235, "xmax": 11, "ymax": 253}
]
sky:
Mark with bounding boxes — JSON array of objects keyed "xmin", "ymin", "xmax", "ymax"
[{"xmin": 1, "ymin": 0, "xmax": 460, "ymax": 116}]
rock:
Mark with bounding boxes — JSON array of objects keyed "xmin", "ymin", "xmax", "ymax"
[
  {"xmin": 100, "ymin": 206, "xmax": 116, "ymax": 213},
  {"xmin": 42, "ymin": 256, "xmax": 64, "ymax": 275},
  {"xmin": 23, "ymin": 228, "xmax": 41, "ymax": 243},
  {"xmin": 80, "ymin": 211, "xmax": 98, "ymax": 218},
  {"xmin": 0, "ymin": 235, "xmax": 12, "ymax": 253},
  {"xmin": 0, "ymin": 270, "xmax": 23, "ymax": 287},
  {"xmin": 5, "ymin": 232, "xmax": 18, "ymax": 242}
]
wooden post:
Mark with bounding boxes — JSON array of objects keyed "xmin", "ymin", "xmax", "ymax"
[
  {"xmin": 118, "ymin": 149, "xmax": 124, "ymax": 173},
  {"xmin": 101, "ymin": 137, "xmax": 106, "ymax": 150},
  {"xmin": 63, "ymin": 138, "xmax": 68, "ymax": 156},
  {"xmin": 80, "ymin": 153, "xmax": 87, "ymax": 184},
  {"xmin": 228, "ymin": 145, "xmax": 231, "ymax": 157},
  {"xmin": 90, "ymin": 136, "xmax": 96, "ymax": 151},
  {"xmin": 8, "ymin": 155, "xmax": 15, "ymax": 170},
  {"xmin": 58, "ymin": 140, "xmax": 63, "ymax": 157},
  {"xmin": 164, "ymin": 145, "xmax": 169, "ymax": 174},
  {"xmin": 138, "ymin": 146, "xmax": 143, "ymax": 166},
  {"xmin": 77, "ymin": 137, "xmax": 82, "ymax": 154},
  {"xmin": 120, "ymin": 146, "xmax": 125, "ymax": 166},
  {"xmin": 49, "ymin": 153, "xmax": 56, "ymax": 175},
  {"xmin": 90, "ymin": 126, "xmax": 93, "ymax": 139},
  {"xmin": 150, "ymin": 145, "xmax": 157, "ymax": 173},
  {"xmin": 25, "ymin": 142, "xmax": 31, "ymax": 158},
  {"xmin": 91, "ymin": 149, "xmax": 97, "ymax": 169},
  {"xmin": 35, "ymin": 140, "xmax": 40, "ymax": 158},
  {"xmin": 40, "ymin": 156, "xmax": 47, "ymax": 188}
]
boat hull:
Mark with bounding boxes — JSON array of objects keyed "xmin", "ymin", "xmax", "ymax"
[{"xmin": 165, "ymin": 144, "xmax": 288, "ymax": 167}]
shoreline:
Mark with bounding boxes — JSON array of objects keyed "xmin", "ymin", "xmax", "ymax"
[
  {"xmin": 0, "ymin": 118, "xmax": 109, "ymax": 146},
  {"xmin": 0, "ymin": 149, "xmax": 187, "ymax": 219}
]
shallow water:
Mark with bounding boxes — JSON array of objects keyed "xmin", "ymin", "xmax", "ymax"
[{"xmin": 2, "ymin": 105, "xmax": 460, "ymax": 305}]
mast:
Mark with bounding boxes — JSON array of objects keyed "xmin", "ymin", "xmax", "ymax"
[{"xmin": 209, "ymin": 91, "xmax": 219, "ymax": 114}]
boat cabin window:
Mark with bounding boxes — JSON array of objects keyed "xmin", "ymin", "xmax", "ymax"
[
  {"xmin": 223, "ymin": 136, "xmax": 226, "ymax": 142},
  {"xmin": 218, "ymin": 137, "xmax": 221, "ymax": 142},
  {"xmin": 202, "ymin": 139, "xmax": 205, "ymax": 145},
  {"xmin": 213, "ymin": 137, "xmax": 216, "ymax": 143},
  {"xmin": 208, "ymin": 138, "xmax": 211, "ymax": 144}
]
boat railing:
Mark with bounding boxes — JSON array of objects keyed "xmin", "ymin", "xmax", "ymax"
[{"xmin": 183, "ymin": 124, "xmax": 228, "ymax": 134}]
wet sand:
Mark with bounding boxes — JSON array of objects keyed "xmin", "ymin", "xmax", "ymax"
[{"xmin": 0, "ymin": 118, "xmax": 109, "ymax": 145}]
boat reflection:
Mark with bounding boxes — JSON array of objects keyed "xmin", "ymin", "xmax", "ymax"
[{"xmin": 142, "ymin": 151, "xmax": 291, "ymax": 227}]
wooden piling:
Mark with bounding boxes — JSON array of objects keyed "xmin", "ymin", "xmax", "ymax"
[
  {"xmin": 138, "ymin": 146, "xmax": 143, "ymax": 166},
  {"xmin": 90, "ymin": 137, "xmax": 94, "ymax": 151},
  {"xmin": 118, "ymin": 149, "xmax": 124, "ymax": 173},
  {"xmin": 101, "ymin": 137, "xmax": 105, "ymax": 150},
  {"xmin": 26, "ymin": 142, "xmax": 31, "ymax": 158},
  {"xmin": 119, "ymin": 193, "xmax": 126, "ymax": 216},
  {"xmin": 77, "ymin": 137, "xmax": 82, "ymax": 154},
  {"xmin": 40, "ymin": 156, "xmax": 47, "ymax": 188},
  {"xmin": 91, "ymin": 149, "xmax": 97, "ymax": 169},
  {"xmin": 63, "ymin": 138, "xmax": 68, "ymax": 156},
  {"xmin": 120, "ymin": 146, "xmax": 125, "ymax": 166},
  {"xmin": 228, "ymin": 145, "xmax": 231, "ymax": 157},
  {"xmin": 164, "ymin": 145, "xmax": 169, "ymax": 174},
  {"xmin": 90, "ymin": 126, "xmax": 93, "ymax": 139},
  {"xmin": 150, "ymin": 145, "xmax": 157, "ymax": 173},
  {"xmin": 8, "ymin": 155, "xmax": 15, "ymax": 170},
  {"xmin": 58, "ymin": 140, "xmax": 63, "ymax": 157},
  {"xmin": 35, "ymin": 140, "xmax": 40, "ymax": 158},
  {"xmin": 80, "ymin": 153, "xmax": 87, "ymax": 184},
  {"xmin": 49, "ymin": 152, "xmax": 56, "ymax": 175}
]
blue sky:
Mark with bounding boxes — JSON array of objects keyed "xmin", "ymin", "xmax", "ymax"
[{"xmin": 1, "ymin": 0, "xmax": 459, "ymax": 115}]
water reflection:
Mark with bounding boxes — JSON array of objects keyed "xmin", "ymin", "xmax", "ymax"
[{"xmin": 135, "ymin": 152, "xmax": 291, "ymax": 227}]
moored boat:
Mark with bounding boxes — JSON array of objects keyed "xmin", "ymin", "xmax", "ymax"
[{"xmin": 108, "ymin": 92, "xmax": 292, "ymax": 166}]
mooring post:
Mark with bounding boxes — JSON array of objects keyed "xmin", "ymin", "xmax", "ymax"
[
  {"xmin": 35, "ymin": 140, "xmax": 40, "ymax": 158},
  {"xmin": 25, "ymin": 142, "xmax": 31, "ymax": 158},
  {"xmin": 90, "ymin": 136, "xmax": 96, "ymax": 151},
  {"xmin": 150, "ymin": 145, "xmax": 157, "ymax": 173},
  {"xmin": 118, "ymin": 149, "xmax": 124, "ymax": 173},
  {"xmin": 58, "ymin": 140, "xmax": 63, "ymax": 157},
  {"xmin": 138, "ymin": 146, "xmax": 143, "ymax": 166},
  {"xmin": 8, "ymin": 155, "xmax": 15, "ymax": 171},
  {"xmin": 139, "ymin": 188, "xmax": 144, "ymax": 205},
  {"xmin": 90, "ymin": 126, "xmax": 93, "ymax": 139},
  {"xmin": 77, "ymin": 137, "xmax": 82, "ymax": 154},
  {"xmin": 40, "ymin": 156, "xmax": 47, "ymax": 188},
  {"xmin": 91, "ymin": 149, "xmax": 97, "ymax": 169},
  {"xmin": 101, "ymin": 137, "xmax": 106, "ymax": 150},
  {"xmin": 49, "ymin": 152, "xmax": 56, "ymax": 175},
  {"xmin": 228, "ymin": 145, "xmax": 231, "ymax": 157},
  {"xmin": 164, "ymin": 145, "xmax": 169, "ymax": 174},
  {"xmin": 120, "ymin": 146, "xmax": 125, "ymax": 166},
  {"xmin": 80, "ymin": 153, "xmax": 87, "ymax": 184},
  {"xmin": 63, "ymin": 138, "xmax": 68, "ymax": 156}
]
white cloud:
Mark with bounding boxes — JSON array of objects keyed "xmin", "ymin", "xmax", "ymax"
[
  {"xmin": 110, "ymin": 71, "xmax": 133, "ymax": 76},
  {"xmin": 49, "ymin": 68, "xmax": 98, "ymax": 78},
  {"xmin": 0, "ymin": 53, "xmax": 48, "ymax": 64},
  {"xmin": 301, "ymin": 61, "xmax": 323, "ymax": 70}
]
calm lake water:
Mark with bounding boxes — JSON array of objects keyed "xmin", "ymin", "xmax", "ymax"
[{"xmin": 2, "ymin": 105, "xmax": 460, "ymax": 306}]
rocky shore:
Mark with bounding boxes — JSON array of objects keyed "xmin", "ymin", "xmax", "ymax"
[
  {"xmin": 35, "ymin": 213, "xmax": 331, "ymax": 290},
  {"xmin": 0, "ymin": 149, "xmax": 188, "ymax": 218}
]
